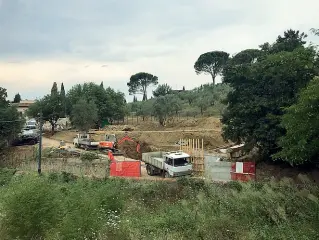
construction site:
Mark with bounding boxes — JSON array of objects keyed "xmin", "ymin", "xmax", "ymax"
[{"xmin": 5, "ymin": 116, "xmax": 319, "ymax": 183}]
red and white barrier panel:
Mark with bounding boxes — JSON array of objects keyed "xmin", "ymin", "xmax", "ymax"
[
  {"xmin": 230, "ymin": 162, "xmax": 256, "ymax": 182},
  {"xmin": 108, "ymin": 151, "xmax": 141, "ymax": 178}
]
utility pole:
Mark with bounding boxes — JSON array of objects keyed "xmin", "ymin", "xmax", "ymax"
[{"xmin": 38, "ymin": 113, "xmax": 43, "ymax": 174}]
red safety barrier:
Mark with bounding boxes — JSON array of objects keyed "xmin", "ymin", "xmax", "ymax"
[
  {"xmin": 110, "ymin": 160, "xmax": 141, "ymax": 178},
  {"xmin": 230, "ymin": 162, "xmax": 256, "ymax": 182},
  {"xmin": 108, "ymin": 151, "xmax": 141, "ymax": 178}
]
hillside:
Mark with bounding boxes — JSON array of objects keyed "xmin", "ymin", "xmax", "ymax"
[{"xmin": 127, "ymin": 83, "xmax": 231, "ymax": 119}]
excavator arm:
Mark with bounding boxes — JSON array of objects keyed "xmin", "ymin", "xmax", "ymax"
[{"xmin": 117, "ymin": 135, "xmax": 141, "ymax": 153}]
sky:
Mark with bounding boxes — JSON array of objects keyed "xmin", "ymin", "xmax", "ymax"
[{"xmin": 0, "ymin": 0, "xmax": 319, "ymax": 102}]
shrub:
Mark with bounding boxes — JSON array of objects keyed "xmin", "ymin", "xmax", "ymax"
[
  {"xmin": 0, "ymin": 175, "xmax": 62, "ymax": 240},
  {"xmin": 80, "ymin": 152, "xmax": 99, "ymax": 162},
  {"xmin": 0, "ymin": 168, "xmax": 16, "ymax": 186},
  {"xmin": 0, "ymin": 175, "xmax": 318, "ymax": 239}
]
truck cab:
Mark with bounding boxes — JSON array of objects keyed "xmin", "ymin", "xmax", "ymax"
[
  {"xmin": 142, "ymin": 151, "xmax": 193, "ymax": 178},
  {"xmin": 163, "ymin": 152, "xmax": 192, "ymax": 177}
]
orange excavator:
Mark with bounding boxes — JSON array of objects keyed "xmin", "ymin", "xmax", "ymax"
[{"xmin": 98, "ymin": 133, "xmax": 140, "ymax": 156}]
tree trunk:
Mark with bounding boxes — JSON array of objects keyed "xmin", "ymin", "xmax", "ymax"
[
  {"xmin": 211, "ymin": 73, "xmax": 216, "ymax": 85},
  {"xmin": 49, "ymin": 121, "xmax": 55, "ymax": 135},
  {"xmin": 142, "ymin": 92, "xmax": 147, "ymax": 101},
  {"xmin": 159, "ymin": 116, "xmax": 165, "ymax": 126}
]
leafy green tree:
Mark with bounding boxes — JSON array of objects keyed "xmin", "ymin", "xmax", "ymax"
[
  {"xmin": 180, "ymin": 91, "xmax": 196, "ymax": 105},
  {"xmin": 152, "ymin": 83, "xmax": 172, "ymax": 97},
  {"xmin": 195, "ymin": 92, "xmax": 212, "ymax": 116},
  {"xmin": 230, "ymin": 49, "xmax": 264, "ymax": 65},
  {"xmin": 260, "ymin": 29, "xmax": 307, "ymax": 54},
  {"xmin": 166, "ymin": 95, "xmax": 182, "ymax": 115},
  {"xmin": 127, "ymin": 72, "xmax": 158, "ymax": 101},
  {"xmin": 13, "ymin": 93, "xmax": 21, "ymax": 103},
  {"xmin": 136, "ymin": 100, "xmax": 154, "ymax": 120},
  {"xmin": 67, "ymin": 83, "xmax": 126, "ymax": 126},
  {"xmin": 222, "ymin": 34, "xmax": 317, "ymax": 158},
  {"xmin": 273, "ymin": 77, "xmax": 319, "ymax": 165},
  {"xmin": 100, "ymin": 81, "xmax": 104, "ymax": 88},
  {"xmin": 0, "ymin": 87, "xmax": 23, "ymax": 148},
  {"xmin": 153, "ymin": 96, "xmax": 173, "ymax": 126},
  {"xmin": 194, "ymin": 51, "xmax": 229, "ymax": 85},
  {"xmin": 105, "ymin": 87, "xmax": 127, "ymax": 123},
  {"xmin": 70, "ymin": 99, "xmax": 98, "ymax": 132},
  {"xmin": 27, "ymin": 94, "xmax": 63, "ymax": 133}
]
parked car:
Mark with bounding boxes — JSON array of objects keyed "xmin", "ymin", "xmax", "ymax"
[{"xmin": 11, "ymin": 129, "xmax": 39, "ymax": 146}]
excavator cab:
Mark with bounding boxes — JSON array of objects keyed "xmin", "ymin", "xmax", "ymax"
[
  {"xmin": 99, "ymin": 134, "xmax": 117, "ymax": 149},
  {"xmin": 99, "ymin": 133, "xmax": 141, "ymax": 156}
]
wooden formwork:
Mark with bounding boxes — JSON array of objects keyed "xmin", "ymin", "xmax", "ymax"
[{"xmin": 179, "ymin": 139, "xmax": 204, "ymax": 176}]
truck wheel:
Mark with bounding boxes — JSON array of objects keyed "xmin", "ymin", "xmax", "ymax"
[
  {"xmin": 164, "ymin": 171, "xmax": 172, "ymax": 178},
  {"xmin": 146, "ymin": 165, "xmax": 154, "ymax": 176}
]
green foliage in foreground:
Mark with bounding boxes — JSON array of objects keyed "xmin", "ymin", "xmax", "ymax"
[
  {"xmin": 273, "ymin": 77, "xmax": 319, "ymax": 165},
  {"xmin": 0, "ymin": 174, "xmax": 318, "ymax": 240}
]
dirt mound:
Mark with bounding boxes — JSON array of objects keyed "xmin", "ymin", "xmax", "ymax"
[
  {"xmin": 122, "ymin": 127, "xmax": 134, "ymax": 131},
  {"xmin": 118, "ymin": 141, "xmax": 152, "ymax": 160},
  {"xmin": 164, "ymin": 117, "xmax": 222, "ymax": 130}
]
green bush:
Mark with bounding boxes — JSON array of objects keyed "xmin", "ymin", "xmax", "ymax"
[
  {"xmin": 0, "ymin": 175, "xmax": 62, "ymax": 240},
  {"xmin": 0, "ymin": 168, "xmax": 16, "ymax": 186},
  {"xmin": 0, "ymin": 175, "xmax": 318, "ymax": 239},
  {"xmin": 80, "ymin": 152, "xmax": 99, "ymax": 162}
]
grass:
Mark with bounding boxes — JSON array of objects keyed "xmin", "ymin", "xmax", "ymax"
[
  {"xmin": 0, "ymin": 172, "xmax": 318, "ymax": 240},
  {"xmin": 18, "ymin": 159, "xmax": 108, "ymax": 179}
]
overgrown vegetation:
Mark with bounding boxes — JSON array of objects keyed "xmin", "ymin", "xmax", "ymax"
[
  {"xmin": 221, "ymin": 29, "xmax": 319, "ymax": 165},
  {"xmin": 0, "ymin": 175, "xmax": 318, "ymax": 239},
  {"xmin": 128, "ymin": 82, "xmax": 231, "ymax": 125},
  {"xmin": 0, "ymin": 87, "xmax": 24, "ymax": 150},
  {"xmin": 273, "ymin": 77, "xmax": 319, "ymax": 165}
]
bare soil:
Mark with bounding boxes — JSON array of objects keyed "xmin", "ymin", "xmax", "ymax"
[
  {"xmin": 5, "ymin": 116, "xmax": 319, "ymax": 183},
  {"xmin": 51, "ymin": 117, "xmax": 226, "ymax": 152}
]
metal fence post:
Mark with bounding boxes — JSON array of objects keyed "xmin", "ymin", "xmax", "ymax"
[{"xmin": 38, "ymin": 113, "xmax": 43, "ymax": 174}]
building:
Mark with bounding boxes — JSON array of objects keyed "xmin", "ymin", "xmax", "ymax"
[
  {"xmin": 11, "ymin": 100, "xmax": 35, "ymax": 115},
  {"xmin": 171, "ymin": 86, "xmax": 188, "ymax": 94}
]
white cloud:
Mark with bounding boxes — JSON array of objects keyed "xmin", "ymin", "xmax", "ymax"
[{"xmin": 0, "ymin": 0, "xmax": 318, "ymax": 101}]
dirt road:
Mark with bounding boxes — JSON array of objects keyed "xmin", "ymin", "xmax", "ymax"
[
  {"xmin": 41, "ymin": 137, "xmax": 167, "ymax": 180},
  {"xmin": 42, "ymin": 137, "xmax": 70, "ymax": 148}
]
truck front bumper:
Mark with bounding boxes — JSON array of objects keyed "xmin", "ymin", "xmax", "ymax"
[{"xmin": 172, "ymin": 170, "xmax": 193, "ymax": 177}]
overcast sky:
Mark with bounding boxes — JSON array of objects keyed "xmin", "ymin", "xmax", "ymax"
[{"xmin": 1, "ymin": 0, "xmax": 318, "ymax": 102}]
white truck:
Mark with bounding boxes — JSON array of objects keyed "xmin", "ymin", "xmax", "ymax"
[
  {"xmin": 142, "ymin": 151, "xmax": 193, "ymax": 178},
  {"xmin": 73, "ymin": 133, "xmax": 99, "ymax": 150}
]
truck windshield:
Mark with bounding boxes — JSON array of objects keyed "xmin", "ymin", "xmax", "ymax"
[{"xmin": 173, "ymin": 158, "xmax": 190, "ymax": 166}]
